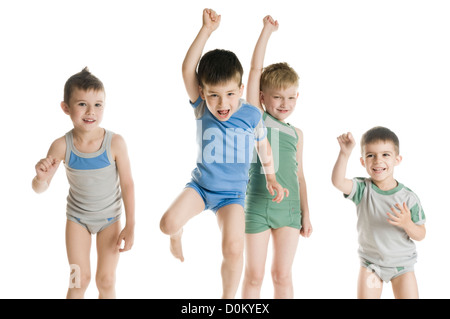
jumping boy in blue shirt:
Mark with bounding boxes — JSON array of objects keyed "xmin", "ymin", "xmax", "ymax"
[{"xmin": 160, "ymin": 8, "xmax": 286, "ymax": 299}]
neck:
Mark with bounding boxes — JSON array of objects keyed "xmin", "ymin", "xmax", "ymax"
[{"xmin": 372, "ymin": 178, "xmax": 398, "ymax": 191}]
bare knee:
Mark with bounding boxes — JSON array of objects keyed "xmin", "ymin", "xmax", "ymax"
[
  {"xmin": 160, "ymin": 212, "xmax": 180, "ymax": 235},
  {"xmin": 245, "ymin": 270, "xmax": 265, "ymax": 288},
  {"xmin": 222, "ymin": 240, "xmax": 244, "ymax": 261},
  {"xmin": 96, "ymin": 273, "xmax": 116, "ymax": 292},
  {"xmin": 271, "ymin": 268, "xmax": 292, "ymax": 287},
  {"xmin": 69, "ymin": 266, "xmax": 90, "ymax": 292}
]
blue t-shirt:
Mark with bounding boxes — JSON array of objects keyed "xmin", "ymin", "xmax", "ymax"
[{"xmin": 190, "ymin": 97, "xmax": 266, "ymax": 194}]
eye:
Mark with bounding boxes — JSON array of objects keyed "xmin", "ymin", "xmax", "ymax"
[
  {"xmin": 227, "ymin": 92, "xmax": 235, "ymax": 96},
  {"xmin": 366, "ymin": 154, "xmax": 374, "ymax": 158},
  {"xmin": 95, "ymin": 103, "xmax": 103, "ymax": 107},
  {"xmin": 78, "ymin": 102, "xmax": 86, "ymax": 107},
  {"xmin": 383, "ymin": 153, "xmax": 391, "ymax": 157}
]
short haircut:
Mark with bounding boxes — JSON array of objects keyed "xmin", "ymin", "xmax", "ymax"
[
  {"xmin": 361, "ymin": 126, "xmax": 400, "ymax": 155},
  {"xmin": 197, "ymin": 49, "xmax": 244, "ymax": 88},
  {"xmin": 64, "ymin": 67, "xmax": 104, "ymax": 104},
  {"xmin": 260, "ymin": 62, "xmax": 299, "ymax": 91}
]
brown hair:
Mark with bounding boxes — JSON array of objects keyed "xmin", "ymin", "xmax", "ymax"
[
  {"xmin": 197, "ymin": 49, "xmax": 244, "ymax": 88},
  {"xmin": 361, "ymin": 126, "xmax": 400, "ymax": 155},
  {"xmin": 63, "ymin": 67, "xmax": 104, "ymax": 104}
]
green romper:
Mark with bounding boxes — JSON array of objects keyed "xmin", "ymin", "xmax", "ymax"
[{"xmin": 245, "ymin": 112, "xmax": 301, "ymax": 234}]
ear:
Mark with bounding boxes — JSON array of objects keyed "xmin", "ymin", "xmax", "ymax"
[
  {"xmin": 395, "ymin": 155, "xmax": 403, "ymax": 166},
  {"xmin": 259, "ymin": 91, "xmax": 265, "ymax": 106},
  {"xmin": 199, "ymin": 86, "xmax": 205, "ymax": 100},
  {"xmin": 239, "ymin": 84, "xmax": 244, "ymax": 97},
  {"xmin": 360, "ymin": 156, "xmax": 365, "ymax": 168},
  {"xmin": 61, "ymin": 101, "xmax": 70, "ymax": 115}
]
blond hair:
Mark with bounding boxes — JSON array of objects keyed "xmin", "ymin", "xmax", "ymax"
[{"xmin": 260, "ymin": 62, "xmax": 299, "ymax": 91}]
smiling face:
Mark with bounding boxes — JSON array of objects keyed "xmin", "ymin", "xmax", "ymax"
[
  {"xmin": 261, "ymin": 85, "xmax": 299, "ymax": 122},
  {"xmin": 199, "ymin": 80, "xmax": 244, "ymax": 121},
  {"xmin": 360, "ymin": 140, "xmax": 402, "ymax": 190},
  {"xmin": 61, "ymin": 88, "xmax": 105, "ymax": 131}
]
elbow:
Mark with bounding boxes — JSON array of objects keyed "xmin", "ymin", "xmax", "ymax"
[
  {"xmin": 417, "ymin": 228, "xmax": 426, "ymax": 241},
  {"xmin": 121, "ymin": 179, "xmax": 135, "ymax": 193},
  {"xmin": 32, "ymin": 177, "xmax": 48, "ymax": 194},
  {"xmin": 331, "ymin": 177, "xmax": 341, "ymax": 190}
]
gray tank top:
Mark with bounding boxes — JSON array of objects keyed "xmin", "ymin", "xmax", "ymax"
[{"xmin": 64, "ymin": 129, "xmax": 122, "ymax": 220}]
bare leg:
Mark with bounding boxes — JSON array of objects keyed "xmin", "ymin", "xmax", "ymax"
[
  {"xmin": 271, "ymin": 227, "xmax": 299, "ymax": 299},
  {"xmin": 242, "ymin": 230, "xmax": 270, "ymax": 299},
  {"xmin": 216, "ymin": 204, "xmax": 245, "ymax": 299},
  {"xmin": 160, "ymin": 188, "xmax": 205, "ymax": 262},
  {"xmin": 357, "ymin": 266, "xmax": 383, "ymax": 299},
  {"xmin": 96, "ymin": 220, "xmax": 121, "ymax": 299},
  {"xmin": 391, "ymin": 271, "xmax": 419, "ymax": 299},
  {"xmin": 66, "ymin": 220, "xmax": 92, "ymax": 299}
]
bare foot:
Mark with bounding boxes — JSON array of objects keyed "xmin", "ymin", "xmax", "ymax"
[{"xmin": 170, "ymin": 228, "xmax": 184, "ymax": 262}]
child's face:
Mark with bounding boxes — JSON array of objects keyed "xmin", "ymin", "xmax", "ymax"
[
  {"xmin": 61, "ymin": 88, "xmax": 105, "ymax": 131},
  {"xmin": 261, "ymin": 85, "xmax": 299, "ymax": 122},
  {"xmin": 200, "ymin": 80, "xmax": 244, "ymax": 121},
  {"xmin": 360, "ymin": 140, "xmax": 402, "ymax": 187}
]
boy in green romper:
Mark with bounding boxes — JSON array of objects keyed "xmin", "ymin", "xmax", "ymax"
[
  {"xmin": 242, "ymin": 16, "xmax": 313, "ymax": 299},
  {"xmin": 332, "ymin": 127, "xmax": 426, "ymax": 299}
]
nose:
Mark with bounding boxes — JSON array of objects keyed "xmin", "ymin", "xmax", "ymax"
[
  {"xmin": 373, "ymin": 155, "xmax": 382, "ymax": 163},
  {"xmin": 86, "ymin": 105, "xmax": 95, "ymax": 114}
]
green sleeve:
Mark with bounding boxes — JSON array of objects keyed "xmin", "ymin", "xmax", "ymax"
[
  {"xmin": 410, "ymin": 203, "xmax": 426, "ymax": 224},
  {"xmin": 344, "ymin": 178, "xmax": 366, "ymax": 206}
]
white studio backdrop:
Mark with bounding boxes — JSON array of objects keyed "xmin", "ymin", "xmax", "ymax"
[{"xmin": 0, "ymin": 0, "xmax": 449, "ymax": 299}]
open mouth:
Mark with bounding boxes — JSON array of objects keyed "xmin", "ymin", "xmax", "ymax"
[
  {"xmin": 217, "ymin": 109, "xmax": 230, "ymax": 119},
  {"xmin": 277, "ymin": 109, "xmax": 289, "ymax": 114},
  {"xmin": 83, "ymin": 119, "xmax": 96, "ymax": 124},
  {"xmin": 373, "ymin": 168, "xmax": 386, "ymax": 173}
]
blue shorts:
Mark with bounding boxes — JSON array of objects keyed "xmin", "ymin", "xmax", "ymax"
[{"xmin": 186, "ymin": 181, "xmax": 245, "ymax": 213}]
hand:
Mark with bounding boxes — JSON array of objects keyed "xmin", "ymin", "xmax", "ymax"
[
  {"xmin": 35, "ymin": 155, "xmax": 60, "ymax": 182},
  {"xmin": 300, "ymin": 217, "xmax": 313, "ymax": 238},
  {"xmin": 267, "ymin": 180, "xmax": 289, "ymax": 203},
  {"xmin": 202, "ymin": 8, "xmax": 221, "ymax": 33},
  {"xmin": 337, "ymin": 132, "xmax": 355, "ymax": 157},
  {"xmin": 263, "ymin": 15, "xmax": 279, "ymax": 32},
  {"xmin": 116, "ymin": 224, "xmax": 135, "ymax": 252},
  {"xmin": 387, "ymin": 202, "xmax": 413, "ymax": 229}
]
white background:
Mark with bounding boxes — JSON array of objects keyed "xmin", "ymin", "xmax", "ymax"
[{"xmin": 0, "ymin": 0, "xmax": 449, "ymax": 299}]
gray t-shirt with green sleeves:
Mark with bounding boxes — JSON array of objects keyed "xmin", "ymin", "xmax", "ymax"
[{"xmin": 346, "ymin": 177, "xmax": 426, "ymax": 267}]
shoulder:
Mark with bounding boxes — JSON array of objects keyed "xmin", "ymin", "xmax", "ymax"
[
  {"xmin": 242, "ymin": 100, "xmax": 263, "ymax": 115},
  {"xmin": 48, "ymin": 136, "xmax": 66, "ymax": 161},
  {"xmin": 401, "ymin": 184, "xmax": 422, "ymax": 204},
  {"xmin": 110, "ymin": 133, "xmax": 130, "ymax": 161},
  {"xmin": 111, "ymin": 133, "xmax": 128, "ymax": 150},
  {"xmin": 240, "ymin": 100, "xmax": 264, "ymax": 124},
  {"xmin": 294, "ymin": 127, "xmax": 303, "ymax": 140}
]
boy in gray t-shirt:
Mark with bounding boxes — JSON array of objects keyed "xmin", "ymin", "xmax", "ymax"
[{"xmin": 332, "ymin": 126, "xmax": 426, "ymax": 299}]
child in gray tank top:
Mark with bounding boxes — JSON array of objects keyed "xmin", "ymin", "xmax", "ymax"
[
  {"xmin": 32, "ymin": 67, "xmax": 135, "ymax": 299},
  {"xmin": 332, "ymin": 126, "xmax": 426, "ymax": 299}
]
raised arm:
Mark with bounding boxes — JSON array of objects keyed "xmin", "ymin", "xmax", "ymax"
[
  {"xmin": 247, "ymin": 15, "xmax": 279, "ymax": 111},
  {"xmin": 32, "ymin": 136, "xmax": 65, "ymax": 193},
  {"xmin": 331, "ymin": 132, "xmax": 355, "ymax": 195},
  {"xmin": 182, "ymin": 8, "xmax": 221, "ymax": 103}
]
